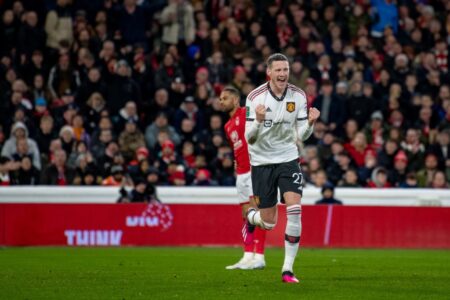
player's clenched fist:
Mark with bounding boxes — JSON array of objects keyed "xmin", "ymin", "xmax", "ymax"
[
  {"xmin": 255, "ymin": 104, "xmax": 266, "ymax": 123},
  {"xmin": 308, "ymin": 107, "xmax": 320, "ymax": 126}
]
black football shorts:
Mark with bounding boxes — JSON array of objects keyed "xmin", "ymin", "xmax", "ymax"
[{"xmin": 251, "ymin": 159, "xmax": 303, "ymax": 209}]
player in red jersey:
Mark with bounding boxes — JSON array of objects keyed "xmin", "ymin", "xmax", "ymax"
[{"xmin": 220, "ymin": 86, "xmax": 267, "ymax": 270}]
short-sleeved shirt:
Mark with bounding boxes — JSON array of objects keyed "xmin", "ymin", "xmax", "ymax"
[
  {"xmin": 224, "ymin": 107, "xmax": 251, "ymax": 174},
  {"xmin": 245, "ymin": 82, "xmax": 308, "ymax": 166}
]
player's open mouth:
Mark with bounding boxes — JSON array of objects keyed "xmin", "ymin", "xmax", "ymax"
[{"xmin": 277, "ymin": 78, "xmax": 287, "ymax": 83}]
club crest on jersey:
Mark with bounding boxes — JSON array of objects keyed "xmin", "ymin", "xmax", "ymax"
[{"xmin": 286, "ymin": 102, "xmax": 295, "ymax": 113}]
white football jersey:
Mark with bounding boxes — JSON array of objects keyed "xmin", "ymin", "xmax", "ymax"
[{"xmin": 245, "ymin": 82, "xmax": 309, "ymax": 166}]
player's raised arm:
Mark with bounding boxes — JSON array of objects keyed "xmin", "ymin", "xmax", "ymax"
[
  {"xmin": 245, "ymin": 100, "xmax": 265, "ymax": 145},
  {"xmin": 296, "ymin": 101, "xmax": 320, "ymax": 141}
]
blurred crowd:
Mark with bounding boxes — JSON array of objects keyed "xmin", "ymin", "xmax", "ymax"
[{"xmin": 0, "ymin": 0, "xmax": 449, "ymax": 191}]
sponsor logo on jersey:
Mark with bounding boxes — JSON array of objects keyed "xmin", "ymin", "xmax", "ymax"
[
  {"xmin": 266, "ymin": 107, "xmax": 272, "ymax": 112},
  {"xmin": 231, "ymin": 130, "xmax": 243, "ymax": 149},
  {"xmin": 264, "ymin": 120, "xmax": 273, "ymax": 127},
  {"xmin": 246, "ymin": 106, "xmax": 250, "ymax": 117},
  {"xmin": 286, "ymin": 102, "xmax": 295, "ymax": 113}
]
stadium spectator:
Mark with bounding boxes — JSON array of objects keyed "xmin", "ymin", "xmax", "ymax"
[
  {"xmin": 388, "ymin": 150, "xmax": 409, "ymax": 187},
  {"xmin": 429, "ymin": 170, "xmax": 449, "ymax": 189},
  {"xmin": 1, "ymin": 122, "xmax": 41, "ymax": 170},
  {"xmin": 0, "ymin": 156, "xmax": 12, "ymax": 185},
  {"xmin": 102, "ymin": 164, "xmax": 132, "ymax": 186},
  {"xmin": 312, "ymin": 80, "xmax": 345, "ymax": 134},
  {"xmin": 315, "ymin": 183, "xmax": 343, "ymax": 205},
  {"xmin": 416, "ymin": 153, "xmax": 440, "ymax": 188},
  {"xmin": 338, "ymin": 169, "xmax": 361, "ymax": 188},
  {"xmin": 159, "ymin": 0, "xmax": 195, "ymax": 49},
  {"xmin": 40, "ymin": 149, "xmax": 75, "ymax": 185},
  {"xmin": 47, "ymin": 54, "xmax": 80, "ymax": 99},
  {"xmin": 145, "ymin": 112, "xmax": 180, "ymax": 150},
  {"xmin": 115, "ymin": 101, "xmax": 139, "ymax": 133},
  {"xmin": 399, "ymin": 172, "xmax": 419, "ymax": 188},
  {"xmin": 146, "ymin": 89, "xmax": 176, "ymax": 123},
  {"xmin": 12, "ymin": 156, "xmax": 40, "ymax": 185},
  {"xmin": 17, "ymin": 11, "xmax": 46, "ymax": 60},
  {"xmin": 118, "ymin": 119, "xmax": 145, "ymax": 162},
  {"xmin": 367, "ymin": 167, "xmax": 392, "ymax": 188},
  {"xmin": 106, "ymin": 60, "xmax": 141, "ymax": 116}
]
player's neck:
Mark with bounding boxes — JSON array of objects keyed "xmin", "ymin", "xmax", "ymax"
[
  {"xmin": 229, "ymin": 107, "xmax": 238, "ymax": 118},
  {"xmin": 269, "ymin": 81, "xmax": 286, "ymax": 98}
]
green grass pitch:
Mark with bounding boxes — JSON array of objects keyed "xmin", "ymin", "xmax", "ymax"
[{"xmin": 0, "ymin": 247, "xmax": 449, "ymax": 299}]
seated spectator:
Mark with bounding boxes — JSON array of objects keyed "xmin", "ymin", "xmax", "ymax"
[
  {"xmin": 146, "ymin": 88, "xmax": 176, "ymax": 123},
  {"xmin": 310, "ymin": 169, "xmax": 330, "ymax": 188},
  {"xmin": 344, "ymin": 131, "xmax": 373, "ymax": 167},
  {"xmin": 71, "ymin": 114, "xmax": 91, "ymax": 146},
  {"xmin": 428, "ymin": 129, "xmax": 450, "ymax": 172},
  {"xmin": 59, "ymin": 125, "xmax": 76, "ymax": 156},
  {"xmin": 399, "ymin": 172, "xmax": 419, "ymax": 188},
  {"xmin": 365, "ymin": 111, "xmax": 388, "ymax": 151},
  {"xmin": 13, "ymin": 156, "xmax": 40, "ymax": 185},
  {"xmin": 11, "ymin": 137, "xmax": 41, "ymax": 171},
  {"xmin": 0, "ymin": 156, "xmax": 12, "ymax": 185},
  {"xmin": 388, "ymin": 150, "xmax": 409, "ymax": 187},
  {"xmin": 145, "ymin": 112, "xmax": 180, "ymax": 150},
  {"xmin": 326, "ymin": 151, "xmax": 355, "ymax": 185},
  {"xmin": 377, "ymin": 139, "xmax": 399, "ymax": 169},
  {"xmin": 339, "ymin": 168, "xmax": 361, "ymax": 187},
  {"xmin": 312, "ymin": 80, "xmax": 345, "ymax": 134},
  {"xmin": 40, "ymin": 149, "xmax": 76, "ymax": 185},
  {"xmin": 357, "ymin": 149, "xmax": 378, "ymax": 185},
  {"xmin": 174, "ymin": 96, "xmax": 205, "ymax": 134},
  {"xmin": 72, "ymin": 152, "xmax": 97, "ymax": 185},
  {"xmin": 168, "ymin": 164, "xmax": 187, "ymax": 186},
  {"xmin": 118, "ymin": 119, "xmax": 146, "ymax": 162},
  {"xmin": 193, "ymin": 168, "xmax": 217, "ymax": 186},
  {"xmin": 129, "ymin": 154, "xmax": 151, "ymax": 183},
  {"xmin": 47, "ymin": 54, "xmax": 80, "ymax": 99},
  {"xmin": 80, "ymin": 167, "xmax": 100, "ymax": 186},
  {"xmin": 367, "ymin": 167, "xmax": 392, "ymax": 188},
  {"xmin": 416, "ymin": 153, "xmax": 439, "ymax": 187},
  {"xmin": 106, "ymin": 60, "xmax": 141, "ymax": 117},
  {"xmin": 102, "ymin": 164, "xmax": 132, "ymax": 186},
  {"xmin": 145, "ymin": 167, "xmax": 162, "ymax": 186},
  {"xmin": 429, "ymin": 171, "xmax": 449, "ymax": 189},
  {"xmin": 181, "ymin": 140, "xmax": 197, "ymax": 169},
  {"xmin": 83, "ymin": 93, "xmax": 107, "ymax": 134},
  {"xmin": 157, "ymin": 139, "xmax": 183, "ymax": 176},
  {"xmin": 115, "ymin": 101, "xmax": 139, "ymax": 133},
  {"xmin": 401, "ymin": 128, "xmax": 425, "ymax": 171},
  {"xmin": 215, "ymin": 153, "xmax": 235, "ymax": 186},
  {"xmin": 315, "ymin": 183, "xmax": 343, "ymax": 205},
  {"xmin": 96, "ymin": 141, "xmax": 119, "ymax": 177},
  {"xmin": 76, "ymin": 68, "xmax": 107, "ymax": 108},
  {"xmin": 1, "ymin": 122, "xmax": 40, "ymax": 170},
  {"xmin": 36, "ymin": 115, "xmax": 56, "ymax": 159}
]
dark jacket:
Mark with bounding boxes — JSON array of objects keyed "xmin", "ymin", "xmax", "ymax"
[
  {"xmin": 315, "ymin": 197, "xmax": 343, "ymax": 205},
  {"xmin": 40, "ymin": 164, "xmax": 76, "ymax": 185}
]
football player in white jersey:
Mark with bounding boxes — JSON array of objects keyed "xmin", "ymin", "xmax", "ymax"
[{"xmin": 245, "ymin": 53, "xmax": 320, "ymax": 283}]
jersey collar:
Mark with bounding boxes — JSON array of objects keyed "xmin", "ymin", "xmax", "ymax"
[{"xmin": 267, "ymin": 82, "xmax": 288, "ymax": 102}]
